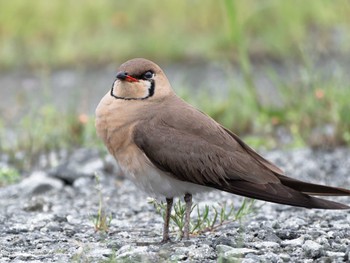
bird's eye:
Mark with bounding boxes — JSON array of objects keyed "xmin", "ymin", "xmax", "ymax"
[{"xmin": 143, "ymin": 71, "xmax": 154, "ymax": 80}]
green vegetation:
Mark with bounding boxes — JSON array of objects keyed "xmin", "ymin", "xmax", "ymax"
[
  {"xmin": 0, "ymin": 103, "xmax": 100, "ymax": 172},
  {"xmin": 0, "ymin": 166, "xmax": 20, "ymax": 186},
  {"xmin": 92, "ymin": 173, "xmax": 113, "ymax": 233},
  {"xmin": 148, "ymin": 197, "xmax": 256, "ymax": 239},
  {"xmin": 185, "ymin": 63, "xmax": 350, "ymax": 149},
  {"xmin": 0, "ymin": 0, "xmax": 350, "ymax": 69}
]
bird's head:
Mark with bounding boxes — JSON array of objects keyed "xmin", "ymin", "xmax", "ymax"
[{"xmin": 111, "ymin": 58, "xmax": 173, "ymax": 101}]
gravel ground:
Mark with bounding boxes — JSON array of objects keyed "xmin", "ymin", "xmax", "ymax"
[{"xmin": 0, "ymin": 148, "xmax": 350, "ymax": 263}]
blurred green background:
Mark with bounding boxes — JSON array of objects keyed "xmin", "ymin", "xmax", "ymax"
[
  {"xmin": 2, "ymin": 0, "xmax": 223, "ymax": 68},
  {"xmin": 1, "ymin": 0, "xmax": 350, "ymax": 68},
  {"xmin": 1, "ymin": 0, "xmax": 350, "ymax": 178}
]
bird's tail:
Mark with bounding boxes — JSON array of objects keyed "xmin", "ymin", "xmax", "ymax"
[
  {"xmin": 218, "ymin": 179, "xmax": 350, "ymax": 210},
  {"xmin": 278, "ymin": 175, "xmax": 350, "ymax": 196}
]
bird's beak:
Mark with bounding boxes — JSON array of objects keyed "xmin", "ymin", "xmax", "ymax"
[{"xmin": 116, "ymin": 71, "xmax": 139, "ymax": 82}]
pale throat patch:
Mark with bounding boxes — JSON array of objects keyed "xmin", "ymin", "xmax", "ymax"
[{"xmin": 112, "ymin": 79, "xmax": 151, "ymax": 100}]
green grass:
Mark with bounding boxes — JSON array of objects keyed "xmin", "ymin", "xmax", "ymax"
[
  {"xmin": 0, "ymin": 0, "xmax": 350, "ymax": 69},
  {"xmin": 92, "ymin": 173, "xmax": 112, "ymax": 233},
  {"xmin": 182, "ymin": 60, "xmax": 350, "ymax": 149},
  {"xmin": 0, "ymin": 166, "xmax": 20, "ymax": 186},
  {"xmin": 148, "ymin": 197, "xmax": 256, "ymax": 239},
  {"xmin": 0, "ymin": 103, "xmax": 101, "ymax": 172}
]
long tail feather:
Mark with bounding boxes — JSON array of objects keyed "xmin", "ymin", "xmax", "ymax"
[
  {"xmin": 215, "ymin": 180, "xmax": 350, "ymax": 209},
  {"xmin": 278, "ymin": 175, "xmax": 350, "ymax": 196}
]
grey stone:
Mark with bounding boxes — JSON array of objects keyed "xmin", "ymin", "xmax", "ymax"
[
  {"xmin": 281, "ymin": 236, "xmax": 305, "ymax": 247},
  {"xmin": 262, "ymin": 252, "xmax": 280, "ymax": 263},
  {"xmin": 87, "ymin": 247, "xmax": 113, "ymax": 258},
  {"xmin": 279, "ymin": 253, "xmax": 291, "ymax": 262},
  {"xmin": 6, "ymin": 225, "xmax": 28, "ymax": 234},
  {"xmin": 256, "ymin": 227, "xmax": 281, "ymax": 243},
  {"xmin": 116, "ymin": 245, "xmax": 157, "ymax": 262},
  {"xmin": 283, "ymin": 217, "xmax": 307, "ymax": 230},
  {"xmin": 241, "ymin": 258, "xmax": 259, "ymax": 263},
  {"xmin": 45, "ymin": 221, "xmax": 61, "ymax": 232},
  {"xmin": 66, "ymin": 215, "xmax": 82, "ymax": 225},
  {"xmin": 276, "ymin": 229, "xmax": 299, "ymax": 240},
  {"xmin": 49, "ymin": 148, "xmax": 103, "ymax": 184},
  {"xmin": 216, "ymin": 244, "xmax": 235, "ymax": 254},
  {"xmin": 325, "ymin": 251, "xmax": 345, "ymax": 258},
  {"xmin": 12, "ymin": 252, "xmax": 38, "ymax": 261},
  {"xmin": 171, "ymin": 246, "xmax": 190, "ymax": 258},
  {"xmin": 302, "ymin": 240, "xmax": 323, "ymax": 258},
  {"xmin": 188, "ymin": 244, "xmax": 215, "ymax": 260},
  {"xmin": 19, "ymin": 171, "xmax": 63, "ymax": 195},
  {"xmin": 252, "ymin": 241, "xmax": 280, "ymax": 249},
  {"xmin": 224, "ymin": 248, "xmax": 258, "ymax": 257},
  {"xmin": 23, "ymin": 196, "xmax": 51, "ymax": 212},
  {"xmin": 72, "ymin": 177, "xmax": 93, "ymax": 189},
  {"xmin": 170, "ymin": 253, "xmax": 188, "ymax": 261},
  {"xmin": 212, "ymin": 235, "xmax": 237, "ymax": 248}
]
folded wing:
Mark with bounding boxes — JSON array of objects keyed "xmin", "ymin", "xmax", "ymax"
[{"xmin": 133, "ymin": 103, "xmax": 350, "ymax": 209}]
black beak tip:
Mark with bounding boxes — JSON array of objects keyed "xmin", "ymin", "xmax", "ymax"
[{"xmin": 116, "ymin": 71, "xmax": 127, "ymax": 80}]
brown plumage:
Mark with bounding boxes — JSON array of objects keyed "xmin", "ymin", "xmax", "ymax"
[{"xmin": 95, "ymin": 58, "xmax": 350, "ymax": 242}]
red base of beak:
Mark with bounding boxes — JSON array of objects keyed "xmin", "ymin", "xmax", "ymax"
[{"xmin": 125, "ymin": 76, "xmax": 139, "ymax": 82}]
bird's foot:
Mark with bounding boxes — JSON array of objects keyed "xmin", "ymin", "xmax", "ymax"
[
  {"xmin": 160, "ymin": 236, "xmax": 172, "ymax": 244},
  {"xmin": 182, "ymin": 230, "xmax": 190, "ymax": 240}
]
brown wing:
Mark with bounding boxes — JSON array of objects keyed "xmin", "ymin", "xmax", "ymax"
[
  {"xmin": 222, "ymin": 126, "xmax": 350, "ymax": 197},
  {"xmin": 134, "ymin": 100, "xmax": 280, "ymax": 185},
  {"xmin": 221, "ymin": 126, "xmax": 284, "ymax": 175},
  {"xmin": 133, "ymin": 99, "xmax": 350, "ymax": 209}
]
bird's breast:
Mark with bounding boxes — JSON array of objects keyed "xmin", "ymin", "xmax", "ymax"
[{"xmin": 95, "ymin": 92, "xmax": 209, "ymax": 198}]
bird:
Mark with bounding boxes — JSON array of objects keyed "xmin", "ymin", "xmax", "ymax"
[{"xmin": 95, "ymin": 58, "xmax": 350, "ymax": 243}]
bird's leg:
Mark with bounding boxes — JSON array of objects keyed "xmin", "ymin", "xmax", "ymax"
[
  {"xmin": 161, "ymin": 197, "xmax": 173, "ymax": 243},
  {"xmin": 183, "ymin": 193, "xmax": 192, "ymax": 239}
]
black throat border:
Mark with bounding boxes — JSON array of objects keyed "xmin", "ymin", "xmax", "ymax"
[{"xmin": 110, "ymin": 80, "xmax": 155, "ymax": 100}]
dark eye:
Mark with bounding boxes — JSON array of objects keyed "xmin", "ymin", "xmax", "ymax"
[{"xmin": 143, "ymin": 71, "xmax": 154, "ymax": 80}]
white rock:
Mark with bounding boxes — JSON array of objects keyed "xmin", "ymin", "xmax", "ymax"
[
  {"xmin": 116, "ymin": 245, "xmax": 156, "ymax": 261},
  {"xmin": 325, "ymin": 251, "xmax": 345, "ymax": 258},
  {"xmin": 110, "ymin": 219, "xmax": 131, "ymax": 228},
  {"xmin": 188, "ymin": 244, "xmax": 214, "ymax": 260},
  {"xmin": 279, "ymin": 253, "xmax": 291, "ymax": 261},
  {"xmin": 252, "ymin": 241, "xmax": 280, "ymax": 249},
  {"xmin": 241, "ymin": 259, "xmax": 257, "ymax": 263},
  {"xmin": 302, "ymin": 240, "xmax": 323, "ymax": 258},
  {"xmin": 88, "ymin": 248, "xmax": 113, "ymax": 258},
  {"xmin": 116, "ymin": 245, "xmax": 139, "ymax": 256},
  {"xmin": 281, "ymin": 236, "xmax": 305, "ymax": 247},
  {"xmin": 225, "ymin": 248, "xmax": 257, "ymax": 257},
  {"xmin": 284, "ymin": 217, "xmax": 307, "ymax": 229},
  {"xmin": 66, "ymin": 215, "xmax": 82, "ymax": 225},
  {"xmin": 80, "ymin": 159, "xmax": 104, "ymax": 175}
]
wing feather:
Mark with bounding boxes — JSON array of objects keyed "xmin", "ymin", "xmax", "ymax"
[
  {"xmin": 134, "ymin": 122, "xmax": 277, "ymax": 186},
  {"xmin": 132, "ymin": 99, "xmax": 350, "ymax": 209}
]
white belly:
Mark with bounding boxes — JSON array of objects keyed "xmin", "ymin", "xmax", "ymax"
[{"xmin": 119, "ymin": 162, "xmax": 210, "ymax": 199}]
